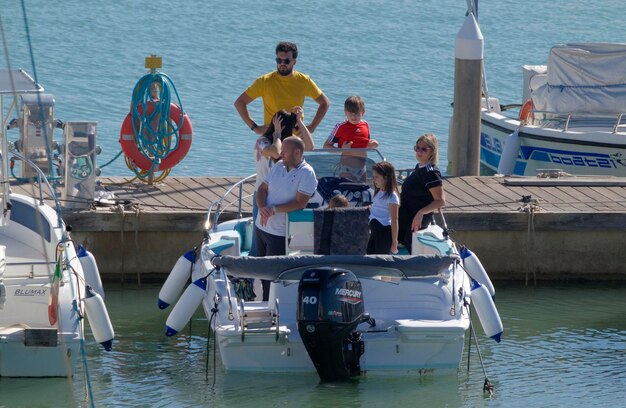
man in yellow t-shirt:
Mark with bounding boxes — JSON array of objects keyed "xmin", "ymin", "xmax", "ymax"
[{"xmin": 234, "ymin": 41, "xmax": 330, "ymax": 136}]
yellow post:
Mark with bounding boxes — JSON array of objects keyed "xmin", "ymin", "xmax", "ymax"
[
  {"xmin": 144, "ymin": 55, "xmax": 162, "ymax": 185},
  {"xmin": 145, "ymin": 54, "xmax": 162, "ymax": 72}
]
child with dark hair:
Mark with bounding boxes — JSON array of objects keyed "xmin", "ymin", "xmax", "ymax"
[
  {"xmin": 254, "ymin": 108, "xmax": 313, "ymax": 193},
  {"xmin": 367, "ymin": 161, "xmax": 399, "ymax": 254},
  {"xmin": 328, "ymin": 194, "xmax": 349, "ymax": 208},
  {"xmin": 261, "ymin": 109, "xmax": 297, "ymax": 142}
]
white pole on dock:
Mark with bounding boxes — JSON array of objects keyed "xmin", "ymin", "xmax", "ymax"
[{"xmin": 449, "ymin": 12, "xmax": 483, "ymax": 176}]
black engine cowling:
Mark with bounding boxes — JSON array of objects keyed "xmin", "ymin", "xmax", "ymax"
[{"xmin": 297, "ymin": 267, "xmax": 366, "ymax": 382}]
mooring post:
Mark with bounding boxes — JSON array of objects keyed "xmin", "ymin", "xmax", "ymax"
[
  {"xmin": 145, "ymin": 54, "xmax": 162, "ymax": 185},
  {"xmin": 449, "ymin": 13, "xmax": 484, "ymax": 176}
]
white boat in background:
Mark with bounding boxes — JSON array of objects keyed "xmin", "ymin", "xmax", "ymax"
[
  {"xmin": 159, "ymin": 149, "xmax": 502, "ymax": 381},
  {"xmin": 480, "ymin": 43, "xmax": 626, "ymax": 176},
  {"xmin": 0, "ymin": 69, "xmax": 114, "ymax": 377}
]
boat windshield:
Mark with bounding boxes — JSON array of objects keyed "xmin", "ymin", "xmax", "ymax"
[
  {"xmin": 305, "ymin": 148, "xmax": 384, "ymax": 187},
  {"xmin": 305, "ymin": 148, "xmax": 384, "ymax": 207}
]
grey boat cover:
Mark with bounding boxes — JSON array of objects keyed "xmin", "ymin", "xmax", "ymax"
[
  {"xmin": 532, "ymin": 43, "xmax": 626, "ymax": 115},
  {"xmin": 211, "ymin": 254, "xmax": 457, "ymax": 281}
]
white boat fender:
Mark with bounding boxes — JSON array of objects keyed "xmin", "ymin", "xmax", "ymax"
[
  {"xmin": 496, "ymin": 129, "xmax": 521, "ymax": 176},
  {"xmin": 78, "ymin": 245, "xmax": 105, "ymax": 299},
  {"xmin": 158, "ymin": 250, "xmax": 195, "ymax": 309},
  {"xmin": 0, "ymin": 245, "xmax": 5, "ymax": 309},
  {"xmin": 84, "ymin": 285, "xmax": 115, "ymax": 351},
  {"xmin": 460, "ymin": 246, "xmax": 495, "ymax": 297},
  {"xmin": 470, "ymin": 280, "xmax": 503, "ymax": 343},
  {"xmin": 165, "ymin": 276, "xmax": 207, "ymax": 337}
]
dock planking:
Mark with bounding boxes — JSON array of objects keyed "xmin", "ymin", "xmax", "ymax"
[
  {"xmin": 9, "ymin": 174, "xmax": 626, "ymax": 280},
  {"xmin": 10, "ymin": 175, "xmax": 626, "ymax": 222}
]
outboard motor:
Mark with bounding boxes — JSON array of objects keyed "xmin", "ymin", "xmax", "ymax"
[{"xmin": 297, "ymin": 267, "xmax": 367, "ymax": 382}]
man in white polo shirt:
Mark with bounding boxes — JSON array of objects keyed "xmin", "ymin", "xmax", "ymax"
[{"xmin": 255, "ymin": 136, "xmax": 318, "ymax": 300}]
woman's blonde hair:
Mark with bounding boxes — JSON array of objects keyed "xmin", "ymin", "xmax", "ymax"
[{"xmin": 417, "ymin": 133, "xmax": 439, "ymax": 165}]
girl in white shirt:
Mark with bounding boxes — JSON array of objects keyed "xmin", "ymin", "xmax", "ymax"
[{"xmin": 367, "ymin": 161, "xmax": 399, "ymax": 254}]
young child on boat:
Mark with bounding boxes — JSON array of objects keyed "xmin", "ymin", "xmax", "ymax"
[
  {"xmin": 323, "ymin": 95, "xmax": 379, "ymax": 149},
  {"xmin": 367, "ymin": 161, "xmax": 399, "ymax": 254},
  {"xmin": 328, "ymin": 194, "xmax": 349, "ymax": 208}
]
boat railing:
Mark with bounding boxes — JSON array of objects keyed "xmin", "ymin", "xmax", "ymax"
[
  {"xmin": 8, "ymin": 148, "xmax": 63, "ymax": 228},
  {"xmin": 613, "ymin": 113, "xmax": 625, "ymax": 133},
  {"xmin": 396, "ymin": 168, "xmax": 413, "ymax": 183},
  {"xmin": 527, "ymin": 109, "xmax": 626, "ymax": 133},
  {"xmin": 206, "ymin": 173, "xmax": 255, "ymax": 232},
  {"xmin": 3, "ymin": 261, "xmax": 58, "ymax": 280},
  {"xmin": 436, "ymin": 209, "xmax": 449, "ymax": 230}
]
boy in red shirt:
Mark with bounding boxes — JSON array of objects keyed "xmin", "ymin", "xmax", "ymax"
[{"xmin": 324, "ymin": 95, "xmax": 379, "ymax": 149}]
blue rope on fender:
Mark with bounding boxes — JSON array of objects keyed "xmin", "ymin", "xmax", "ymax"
[{"xmin": 129, "ymin": 72, "xmax": 185, "ymax": 177}]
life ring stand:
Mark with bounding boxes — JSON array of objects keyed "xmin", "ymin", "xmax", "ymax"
[
  {"xmin": 519, "ymin": 99, "xmax": 534, "ymax": 124},
  {"xmin": 119, "ymin": 102, "xmax": 192, "ymax": 172}
]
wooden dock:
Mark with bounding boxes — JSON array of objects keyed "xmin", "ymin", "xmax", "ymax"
[{"xmin": 12, "ymin": 175, "xmax": 626, "ymax": 282}]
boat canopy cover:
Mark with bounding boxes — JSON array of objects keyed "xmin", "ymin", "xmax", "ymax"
[
  {"xmin": 211, "ymin": 254, "xmax": 457, "ymax": 280},
  {"xmin": 532, "ymin": 43, "xmax": 626, "ymax": 115}
]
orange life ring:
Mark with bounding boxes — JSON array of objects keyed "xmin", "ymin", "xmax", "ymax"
[
  {"xmin": 119, "ymin": 102, "xmax": 192, "ymax": 171},
  {"xmin": 519, "ymin": 99, "xmax": 534, "ymax": 123}
]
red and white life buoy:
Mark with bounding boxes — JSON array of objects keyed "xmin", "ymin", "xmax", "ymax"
[
  {"xmin": 119, "ymin": 102, "xmax": 193, "ymax": 171},
  {"xmin": 519, "ymin": 99, "xmax": 534, "ymax": 123}
]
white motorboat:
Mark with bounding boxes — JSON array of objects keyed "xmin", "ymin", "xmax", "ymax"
[
  {"xmin": 480, "ymin": 43, "xmax": 626, "ymax": 176},
  {"xmin": 159, "ymin": 149, "xmax": 502, "ymax": 381},
  {"xmin": 0, "ymin": 69, "xmax": 114, "ymax": 377}
]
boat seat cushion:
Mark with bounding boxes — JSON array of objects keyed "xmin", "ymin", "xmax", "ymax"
[{"xmin": 313, "ymin": 207, "xmax": 369, "ymax": 255}]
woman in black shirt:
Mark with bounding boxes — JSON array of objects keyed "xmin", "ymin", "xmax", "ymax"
[{"xmin": 398, "ymin": 133, "xmax": 446, "ymax": 251}]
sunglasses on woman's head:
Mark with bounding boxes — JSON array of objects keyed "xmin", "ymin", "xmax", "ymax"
[{"xmin": 414, "ymin": 145, "xmax": 430, "ymax": 152}]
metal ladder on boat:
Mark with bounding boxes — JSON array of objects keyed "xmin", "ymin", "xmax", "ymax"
[{"xmin": 237, "ymin": 298, "xmax": 281, "ymax": 342}]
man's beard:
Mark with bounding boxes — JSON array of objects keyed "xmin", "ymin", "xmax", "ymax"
[{"xmin": 277, "ymin": 66, "xmax": 293, "ymax": 76}]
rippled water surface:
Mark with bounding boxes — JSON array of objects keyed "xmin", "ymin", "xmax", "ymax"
[
  {"xmin": 1, "ymin": 282, "xmax": 625, "ymax": 407},
  {"xmin": 2, "ymin": 1, "xmax": 625, "ymax": 176},
  {"xmin": 2, "ymin": 2, "xmax": 626, "ymax": 406}
]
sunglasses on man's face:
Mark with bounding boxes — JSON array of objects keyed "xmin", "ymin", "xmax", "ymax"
[
  {"xmin": 414, "ymin": 145, "xmax": 430, "ymax": 152},
  {"xmin": 276, "ymin": 58, "xmax": 292, "ymax": 65}
]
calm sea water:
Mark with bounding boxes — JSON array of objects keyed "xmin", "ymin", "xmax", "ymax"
[
  {"xmin": 1, "ymin": 282, "xmax": 625, "ymax": 407},
  {"xmin": 3, "ymin": 0, "xmax": 624, "ymax": 177},
  {"xmin": 3, "ymin": 2, "xmax": 626, "ymax": 407}
]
